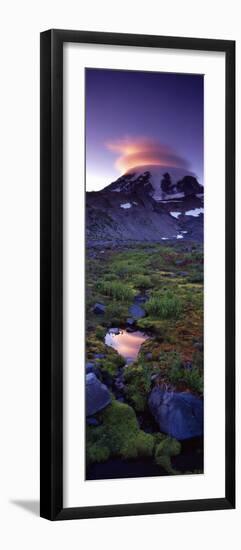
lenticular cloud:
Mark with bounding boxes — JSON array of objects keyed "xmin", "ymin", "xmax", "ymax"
[{"xmin": 106, "ymin": 137, "xmax": 189, "ymax": 173}]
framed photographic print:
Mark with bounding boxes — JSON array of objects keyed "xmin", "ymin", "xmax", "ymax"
[{"xmin": 40, "ymin": 29, "xmax": 235, "ymax": 520}]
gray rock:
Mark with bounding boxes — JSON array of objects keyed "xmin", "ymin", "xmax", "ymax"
[
  {"xmin": 145, "ymin": 352, "xmax": 153, "ymax": 361},
  {"xmin": 86, "ymin": 373, "xmax": 111, "ymax": 416},
  {"xmin": 86, "ymin": 362, "xmax": 100, "ymax": 377},
  {"xmin": 129, "ymin": 304, "xmax": 146, "ymax": 319},
  {"xmin": 93, "ymin": 303, "xmax": 106, "ymax": 314},
  {"xmin": 148, "ymin": 389, "xmax": 203, "ymax": 440}
]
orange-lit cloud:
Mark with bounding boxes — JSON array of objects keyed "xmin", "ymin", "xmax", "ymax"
[{"xmin": 106, "ymin": 137, "xmax": 189, "ymax": 173}]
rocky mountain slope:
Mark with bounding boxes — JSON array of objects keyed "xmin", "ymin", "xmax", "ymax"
[{"xmin": 86, "ymin": 165, "xmax": 204, "ymax": 245}]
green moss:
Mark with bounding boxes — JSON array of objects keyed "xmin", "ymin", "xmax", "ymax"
[
  {"xmin": 86, "ymin": 332, "xmax": 125, "ymax": 382},
  {"xmin": 86, "ymin": 335, "xmax": 106, "ymax": 358},
  {"xmin": 86, "ymin": 400, "xmax": 155, "ymax": 466},
  {"xmin": 136, "ymin": 317, "xmax": 171, "ymax": 341},
  {"xmin": 154, "ymin": 436, "xmax": 181, "ymax": 474},
  {"xmin": 95, "ymin": 325, "xmax": 106, "ymax": 340},
  {"xmin": 98, "ymin": 360, "xmax": 119, "ymax": 378},
  {"xmin": 105, "ymin": 302, "xmax": 128, "ymax": 325},
  {"xmin": 123, "ymin": 364, "xmax": 152, "ymax": 412},
  {"xmin": 160, "ymin": 351, "xmax": 183, "ymax": 380},
  {"xmin": 97, "ymin": 353, "xmax": 125, "ymax": 380},
  {"xmin": 86, "ymin": 442, "xmax": 110, "ymax": 464},
  {"xmin": 182, "ymin": 367, "xmax": 203, "ymax": 394}
]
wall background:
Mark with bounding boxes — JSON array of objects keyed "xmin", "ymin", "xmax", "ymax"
[{"xmin": 0, "ymin": 1, "xmax": 239, "ymax": 548}]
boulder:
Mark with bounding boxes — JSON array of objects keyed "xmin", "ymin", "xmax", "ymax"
[
  {"xmin": 86, "ymin": 373, "xmax": 111, "ymax": 416},
  {"xmin": 129, "ymin": 304, "xmax": 146, "ymax": 319},
  {"xmin": 148, "ymin": 388, "xmax": 203, "ymax": 440},
  {"xmin": 93, "ymin": 303, "xmax": 106, "ymax": 314}
]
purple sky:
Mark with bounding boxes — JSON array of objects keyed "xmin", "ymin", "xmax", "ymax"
[{"xmin": 85, "ymin": 68, "xmax": 203, "ymax": 191}]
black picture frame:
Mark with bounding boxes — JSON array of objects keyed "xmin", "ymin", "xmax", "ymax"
[{"xmin": 40, "ymin": 29, "xmax": 235, "ymax": 521}]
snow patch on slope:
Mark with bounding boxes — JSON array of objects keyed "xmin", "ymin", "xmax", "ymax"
[
  {"xmin": 185, "ymin": 207, "xmax": 204, "ymax": 217},
  {"xmin": 170, "ymin": 211, "xmax": 181, "ymax": 219},
  {"xmin": 120, "ymin": 202, "xmax": 132, "ymax": 209}
]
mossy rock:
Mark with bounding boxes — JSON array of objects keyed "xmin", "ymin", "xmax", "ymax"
[{"xmin": 86, "ymin": 400, "xmax": 154, "ymax": 466}]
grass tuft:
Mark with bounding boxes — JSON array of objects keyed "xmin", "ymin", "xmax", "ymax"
[
  {"xmin": 145, "ymin": 291, "xmax": 182, "ymax": 319},
  {"xmin": 95, "ymin": 280, "xmax": 134, "ymax": 302}
]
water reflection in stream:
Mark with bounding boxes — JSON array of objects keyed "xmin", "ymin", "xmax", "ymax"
[{"xmin": 105, "ymin": 329, "xmax": 149, "ymax": 363}]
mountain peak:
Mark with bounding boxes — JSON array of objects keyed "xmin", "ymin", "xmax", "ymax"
[{"xmin": 105, "ymin": 164, "xmax": 203, "ymax": 202}]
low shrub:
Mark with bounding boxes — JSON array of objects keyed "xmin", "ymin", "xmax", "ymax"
[{"xmin": 95, "ymin": 325, "xmax": 106, "ymax": 340}]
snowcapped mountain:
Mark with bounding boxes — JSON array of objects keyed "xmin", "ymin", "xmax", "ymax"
[
  {"xmin": 86, "ymin": 165, "xmax": 204, "ymax": 245},
  {"xmin": 107, "ymin": 165, "xmax": 203, "ymax": 201}
]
